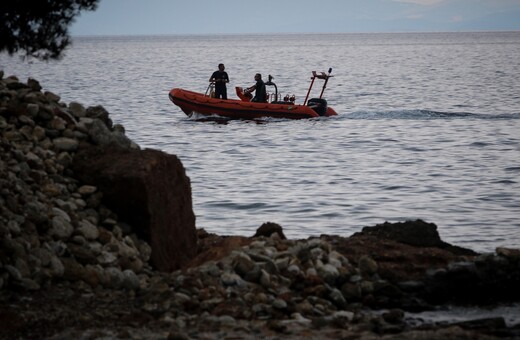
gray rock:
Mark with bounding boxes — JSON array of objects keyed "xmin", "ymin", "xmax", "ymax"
[
  {"xmin": 359, "ymin": 255, "xmax": 378, "ymax": 276},
  {"xmin": 68, "ymin": 101, "xmax": 87, "ymax": 118},
  {"xmin": 329, "ymin": 287, "xmax": 347, "ymax": 308},
  {"xmin": 317, "ymin": 263, "xmax": 339, "ymax": 284},
  {"xmin": 32, "ymin": 126, "xmax": 46, "ymax": 141},
  {"xmin": 272, "ymin": 298, "xmax": 287, "ymax": 309},
  {"xmin": 7, "ymin": 220, "xmax": 21, "ymax": 235},
  {"xmin": 5, "ymin": 264, "xmax": 23, "ymax": 281},
  {"xmin": 233, "ymin": 252, "xmax": 257, "ymax": 279},
  {"xmin": 496, "ymin": 247, "xmax": 520, "ymax": 260},
  {"xmin": 32, "ymin": 247, "xmax": 53, "ymax": 267},
  {"xmin": 26, "ymin": 103, "xmax": 39, "ymax": 117},
  {"xmin": 48, "ymin": 116, "xmax": 67, "ymax": 131},
  {"xmin": 447, "ymin": 261, "xmax": 477, "ymax": 273},
  {"xmin": 44, "ymin": 91, "xmax": 60, "ymax": 102},
  {"xmin": 105, "ymin": 267, "xmax": 125, "ymax": 288},
  {"xmin": 51, "ymin": 207, "xmax": 71, "ymax": 221},
  {"xmin": 50, "ymin": 216, "xmax": 74, "ymax": 239},
  {"xmin": 97, "ymin": 250, "xmax": 117, "ymax": 265},
  {"xmin": 221, "ymin": 272, "xmax": 246, "ymax": 287},
  {"xmin": 20, "ymin": 278, "xmax": 40, "ymax": 290},
  {"xmin": 27, "ymin": 78, "xmax": 42, "ymax": 91},
  {"xmin": 77, "ymin": 219, "xmax": 99, "ymax": 240},
  {"xmin": 122, "ymin": 269, "xmax": 140, "ymax": 290},
  {"xmin": 78, "ymin": 185, "xmax": 97, "ymax": 195},
  {"xmin": 52, "ymin": 137, "xmax": 79, "ymax": 151}
]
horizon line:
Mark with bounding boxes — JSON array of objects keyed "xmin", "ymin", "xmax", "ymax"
[{"xmin": 71, "ymin": 29, "xmax": 520, "ymax": 38}]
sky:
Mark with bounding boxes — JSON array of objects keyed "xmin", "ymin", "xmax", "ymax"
[{"xmin": 70, "ymin": 0, "xmax": 520, "ymax": 35}]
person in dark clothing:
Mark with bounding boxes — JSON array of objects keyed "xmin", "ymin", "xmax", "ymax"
[
  {"xmin": 209, "ymin": 63, "xmax": 229, "ymax": 99},
  {"xmin": 245, "ymin": 73, "xmax": 267, "ymax": 102}
]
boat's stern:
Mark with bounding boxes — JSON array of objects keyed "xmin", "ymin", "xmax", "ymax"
[{"xmin": 325, "ymin": 106, "xmax": 338, "ymax": 116}]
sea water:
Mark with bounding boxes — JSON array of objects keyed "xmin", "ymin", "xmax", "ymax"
[{"xmin": 2, "ymin": 32, "xmax": 519, "ymax": 253}]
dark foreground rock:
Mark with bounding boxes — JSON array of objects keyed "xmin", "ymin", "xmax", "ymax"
[
  {"xmin": 72, "ymin": 145, "xmax": 197, "ymax": 272},
  {"xmin": 1, "ymin": 73, "xmax": 520, "ymax": 339},
  {"xmin": 1, "ymin": 227, "xmax": 519, "ymax": 339}
]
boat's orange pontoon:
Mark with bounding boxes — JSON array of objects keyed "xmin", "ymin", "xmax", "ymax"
[{"xmin": 169, "ymin": 69, "xmax": 337, "ymax": 120}]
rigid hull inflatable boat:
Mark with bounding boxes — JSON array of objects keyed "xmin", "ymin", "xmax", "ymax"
[{"xmin": 169, "ymin": 70, "xmax": 337, "ymax": 120}]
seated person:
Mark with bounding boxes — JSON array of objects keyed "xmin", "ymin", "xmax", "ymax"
[{"xmin": 244, "ymin": 73, "xmax": 267, "ymax": 102}]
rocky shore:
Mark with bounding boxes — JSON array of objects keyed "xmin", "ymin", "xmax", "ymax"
[{"xmin": 1, "ymin": 72, "xmax": 519, "ymax": 339}]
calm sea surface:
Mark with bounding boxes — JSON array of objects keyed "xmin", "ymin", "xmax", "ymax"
[{"xmin": 2, "ymin": 32, "xmax": 519, "ymax": 253}]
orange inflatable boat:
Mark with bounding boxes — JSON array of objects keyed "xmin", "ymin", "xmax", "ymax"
[{"xmin": 169, "ymin": 70, "xmax": 338, "ymax": 120}]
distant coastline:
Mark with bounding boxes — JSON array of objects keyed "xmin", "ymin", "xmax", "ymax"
[{"xmin": 70, "ymin": 30, "xmax": 520, "ymax": 39}]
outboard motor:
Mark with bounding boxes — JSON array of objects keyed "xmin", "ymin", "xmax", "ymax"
[{"xmin": 307, "ymin": 98, "xmax": 328, "ymax": 116}]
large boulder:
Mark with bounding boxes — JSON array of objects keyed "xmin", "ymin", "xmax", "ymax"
[
  {"xmin": 357, "ymin": 220, "xmax": 445, "ymax": 247},
  {"xmin": 72, "ymin": 144, "xmax": 197, "ymax": 272},
  {"xmin": 321, "ymin": 220, "xmax": 477, "ymax": 283},
  {"xmin": 355, "ymin": 219, "xmax": 476, "ymax": 255}
]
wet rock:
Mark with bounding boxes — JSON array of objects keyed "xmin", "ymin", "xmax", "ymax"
[
  {"xmin": 496, "ymin": 247, "xmax": 520, "ymax": 261},
  {"xmin": 44, "ymin": 91, "xmax": 60, "ymax": 102},
  {"xmin": 253, "ymin": 222, "xmax": 287, "ymax": 239},
  {"xmin": 68, "ymin": 101, "xmax": 86, "ymax": 118},
  {"xmin": 27, "ymin": 78, "xmax": 42, "ymax": 91},
  {"xmin": 86, "ymin": 105, "xmax": 110, "ymax": 125},
  {"xmin": 357, "ymin": 220, "xmax": 473, "ymax": 254}
]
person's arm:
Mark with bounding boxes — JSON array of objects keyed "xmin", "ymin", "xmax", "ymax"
[{"xmin": 245, "ymin": 84, "xmax": 256, "ymax": 93}]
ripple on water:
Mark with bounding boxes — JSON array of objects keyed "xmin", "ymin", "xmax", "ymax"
[{"xmin": 1, "ymin": 33, "xmax": 519, "ymax": 252}]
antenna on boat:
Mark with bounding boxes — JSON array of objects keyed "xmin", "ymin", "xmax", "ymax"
[{"xmin": 319, "ymin": 68, "xmax": 333, "ymax": 99}]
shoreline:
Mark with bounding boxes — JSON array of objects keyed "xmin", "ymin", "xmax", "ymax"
[{"xmin": 1, "ymin": 73, "xmax": 519, "ymax": 338}]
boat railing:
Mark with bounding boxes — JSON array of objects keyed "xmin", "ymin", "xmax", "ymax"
[
  {"xmin": 265, "ymin": 74, "xmax": 278, "ymax": 103},
  {"xmin": 205, "ymin": 83, "xmax": 215, "ymax": 97},
  {"xmin": 303, "ymin": 68, "xmax": 333, "ymax": 105}
]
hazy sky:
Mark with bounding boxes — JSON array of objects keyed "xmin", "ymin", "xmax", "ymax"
[{"xmin": 71, "ymin": 0, "xmax": 520, "ymax": 35}]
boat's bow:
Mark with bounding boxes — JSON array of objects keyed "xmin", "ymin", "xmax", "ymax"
[{"xmin": 169, "ymin": 88, "xmax": 198, "ymax": 116}]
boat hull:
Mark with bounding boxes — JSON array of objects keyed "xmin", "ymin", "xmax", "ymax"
[{"xmin": 169, "ymin": 88, "xmax": 337, "ymax": 120}]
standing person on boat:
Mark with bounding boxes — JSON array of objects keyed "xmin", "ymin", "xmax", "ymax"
[
  {"xmin": 245, "ymin": 73, "xmax": 267, "ymax": 102},
  {"xmin": 209, "ymin": 63, "xmax": 229, "ymax": 99}
]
